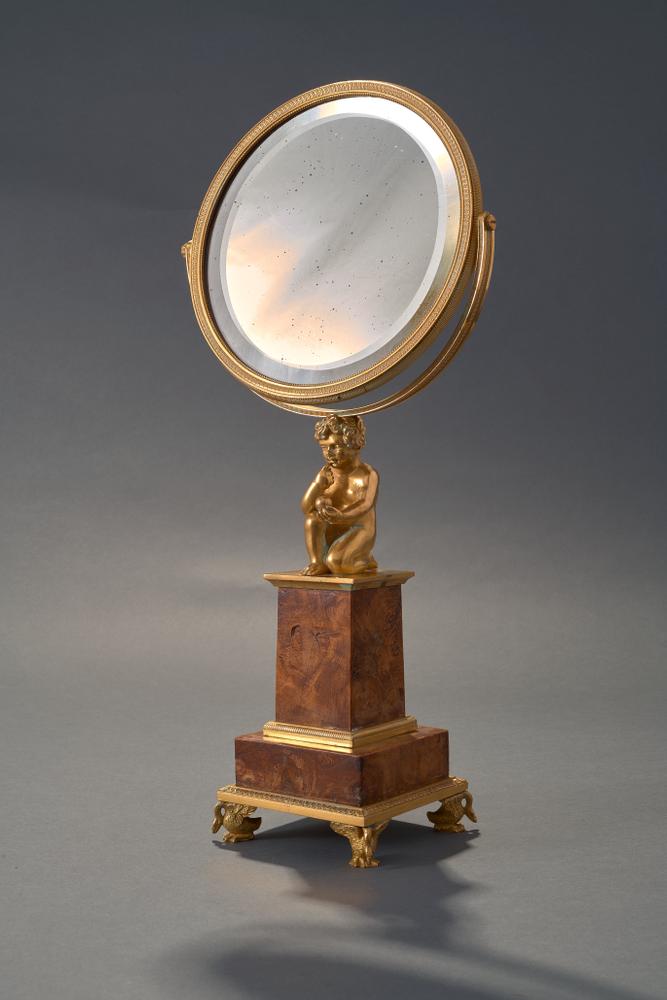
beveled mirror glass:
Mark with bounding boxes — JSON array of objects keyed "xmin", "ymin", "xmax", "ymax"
[
  {"xmin": 207, "ymin": 97, "xmax": 460, "ymax": 386},
  {"xmin": 184, "ymin": 81, "xmax": 489, "ymax": 410}
]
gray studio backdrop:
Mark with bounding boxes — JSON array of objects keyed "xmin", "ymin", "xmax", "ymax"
[{"xmin": 1, "ymin": 2, "xmax": 665, "ymax": 999}]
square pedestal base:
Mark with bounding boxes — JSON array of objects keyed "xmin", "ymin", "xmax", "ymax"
[{"xmin": 235, "ymin": 726, "xmax": 449, "ymax": 807}]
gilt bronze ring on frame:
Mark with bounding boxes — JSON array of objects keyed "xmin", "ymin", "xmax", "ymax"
[{"xmin": 182, "ymin": 80, "xmax": 494, "ymax": 415}]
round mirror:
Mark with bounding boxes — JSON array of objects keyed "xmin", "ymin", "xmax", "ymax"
[{"xmin": 185, "ymin": 82, "xmax": 487, "ymax": 409}]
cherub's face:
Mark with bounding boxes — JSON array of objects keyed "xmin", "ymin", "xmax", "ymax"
[{"xmin": 319, "ymin": 434, "xmax": 358, "ymax": 469}]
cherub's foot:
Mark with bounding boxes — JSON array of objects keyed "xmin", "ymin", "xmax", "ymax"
[{"xmin": 301, "ymin": 562, "xmax": 329, "ymax": 576}]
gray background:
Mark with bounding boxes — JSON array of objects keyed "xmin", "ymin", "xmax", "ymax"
[{"xmin": 1, "ymin": 2, "xmax": 665, "ymax": 998}]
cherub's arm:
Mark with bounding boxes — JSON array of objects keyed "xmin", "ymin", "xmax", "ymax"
[
  {"xmin": 320, "ymin": 469, "xmax": 379, "ymax": 524},
  {"xmin": 301, "ymin": 466, "xmax": 333, "ymax": 514}
]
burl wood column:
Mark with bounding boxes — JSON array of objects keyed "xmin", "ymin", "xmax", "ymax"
[
  {"xmin": 234, "ymin": 571, "xmax": 450, "ymax": 807},
  {"xmin": 274, "ymin": 579, "xmax": 406, "ymax": 729}
]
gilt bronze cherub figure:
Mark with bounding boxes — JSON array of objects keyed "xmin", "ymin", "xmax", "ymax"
[{"xmin": 301, "ymin": 414, "xmax": 378, "ymax": 576}]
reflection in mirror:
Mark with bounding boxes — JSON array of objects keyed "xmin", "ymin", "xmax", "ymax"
[{"xmin": 207, "ymin": 97, "xmax": 461, "ymax": 386}]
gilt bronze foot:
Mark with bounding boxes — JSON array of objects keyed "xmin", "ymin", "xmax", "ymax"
[
  {"xmin": 212, "ymin": 801, "xmax": 262, "ymax": 842},
  {"xmin": 427, "ymin": 792, "xmax": 477, "ymax": 832},
  {"xmin": 330, "ymin": 821, "xmax": 389, "ymax": 867}
]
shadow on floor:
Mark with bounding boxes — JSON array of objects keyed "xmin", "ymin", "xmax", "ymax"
[
  {"xmin": 213, "ymin": 816, "xmax": 479, "ymax": 949},
  {"xmin": 155, "ymin": 816, "xmax": 653, "ymax": 1000}
]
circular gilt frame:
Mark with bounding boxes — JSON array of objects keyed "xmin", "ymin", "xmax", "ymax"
[{"xmin": 187, "ymin": 80, "xmax": 483, "ymax": 406}]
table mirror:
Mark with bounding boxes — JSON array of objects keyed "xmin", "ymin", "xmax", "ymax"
[{"xmin": 182, "ymin": 81, "xmax": 495, "ymax": 867}]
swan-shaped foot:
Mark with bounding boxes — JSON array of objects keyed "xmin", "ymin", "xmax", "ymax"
[
  {"xmin": 427, "ymin": 792, "xmax": 477, "ymax": 833},
  {"xmin": 330, "ymin": 821, "xmax": 389, "ymax": 867},
  {"xmin": 212, "ymin": 801, "xmax": 262, "ymax": 842}
]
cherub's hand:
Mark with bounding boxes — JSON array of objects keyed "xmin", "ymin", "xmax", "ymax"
[
  {"xmin": 319, "ymin": 507, "xmax": 341, "ymax": 523},
  {"xmin": 315, "ymin": 466, "xmax": 334, "ymax": 489},
  {"xmin": 315, "ymin": 497, "xmax": 341, "ymax": 523}
]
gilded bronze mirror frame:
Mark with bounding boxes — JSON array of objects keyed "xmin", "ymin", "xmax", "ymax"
[{"xmin": 182, "ymin": 79, "xmax": 495, "ymax": 416}]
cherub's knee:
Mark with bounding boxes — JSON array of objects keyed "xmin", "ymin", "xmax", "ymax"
[
  {"xmin": 305, "ymin": 515, "xmax": 325, "ymax": 538},
  {"xmin": 326, "ymin": 550, "xmax": 342, "ymax": 574}
]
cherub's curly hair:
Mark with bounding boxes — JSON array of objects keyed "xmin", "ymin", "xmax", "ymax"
[{"xmin": 314, "ymin": 414, "xmax": 366, "ymax": 450}]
